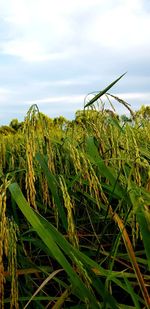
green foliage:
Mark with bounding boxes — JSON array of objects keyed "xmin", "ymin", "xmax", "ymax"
[
  {"xmin": 120, "ymin": 114, "xmax": 132, "ymax": 123},
  {"xmin": 84, "ymin": 72, "xmax": 127, "ymax": 108},
  {"xmin": 53, "ymin": 116, "xmax": 69, "ymax": 130},
  {"xmin": 0, "ymin": 125, "xmax": 16, "ymax": 135},
  {"xmin": 135, "ymin": 105, "xmax": 150, "ymax": 120},
  {"xmin": 0, "ymin": 84, "xmax": 150, "ymax": 308},
  {"xmin": 9, "ymin": 118, "xmax": 23, "ymax": 131}
]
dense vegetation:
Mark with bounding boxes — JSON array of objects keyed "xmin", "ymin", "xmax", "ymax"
[{"xmin": 0, "ymin": 78, "xmax": 150, "ymax": 308}]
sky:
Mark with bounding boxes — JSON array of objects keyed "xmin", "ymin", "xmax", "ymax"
[{"xmin": 0, "ymin": 0, "xmax": 150, "ymax": 124}]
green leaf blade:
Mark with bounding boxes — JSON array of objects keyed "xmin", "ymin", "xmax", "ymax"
[{"xmin": 84, "ymin": 72, "xmax": 127, "ymax": 108}]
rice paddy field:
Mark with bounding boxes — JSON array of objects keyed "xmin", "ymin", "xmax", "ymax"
[{"xmin": 0, "ymin": 77, "xmax": 150, "ymax": 308}]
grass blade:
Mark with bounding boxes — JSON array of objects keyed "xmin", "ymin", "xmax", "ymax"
[
  {"xmin": 8, "ymin": 182, "xmax": 100, "ymax": 308},
  {"xmin": 36, "ymin": 152, "xmax": 67, "ymax": 230},
  {"xmin": 128, "ymin": 183, "xmax": 150, "ymax": 271},
  {"xmin": 124, "ymin": 277, "xmax": 141, "ymax": 309},
  {"xmin": 86, "ymin": 136, "xmax": 125, "ymax": 198},
  {"xmin": 110, "ymin": 208, "xmax": 150, "ymax": 309},
  {"xmin": 84, "ymin": 72, "xmax": 127, "ymax": 108},
  {"xmin": 34, "ymin": 211, "xmax": 122, "ymax": 308},
  {"xmin": 136, "ymin": 207, "xmax": 150, "ymax": 271},
  {"xmin": 24, "ymin": 269, "xmax": 63, "ymax": 309}
]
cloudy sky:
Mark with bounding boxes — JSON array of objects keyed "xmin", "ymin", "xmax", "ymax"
[{"xmin": 0, "ymin": 0, "xmax": 150, "ymax": 124}]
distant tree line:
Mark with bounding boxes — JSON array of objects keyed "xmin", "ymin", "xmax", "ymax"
[{"xmin": 0, "ymin": 105, "xmax": 150, "ymax": 135}]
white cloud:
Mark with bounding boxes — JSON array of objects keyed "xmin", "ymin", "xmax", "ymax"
[
  {"xmin": 32, "ymin": 76, "xmax": 100, "ymax": 88},
  {"xmin": 116, "ymin": 92, "xmax": 150, "ymax": 100},
  {"xmin": 87, "ymin": 0, "xmax": 150, "ymax": 50},
  {"xmin": 1, "ymin": 0, "xmax": 150, "ymax": 61},
  {"xmin": 0, "ymin": 0, "xmax": 101, "ymax": 60},
  {"xmin": 25, "ymin": 94, "xmax": 85, "ymax": 105},
  {"xmin": 0, "ymin": 87, "xmax": 14, "ymax": 103},
  {"xmin": 1, "ymin": 39, "xmax": 74, "ymax": 62},
  {"xmin": 0, "ymin": 0, "xmax": 74, "ymax": 61}
]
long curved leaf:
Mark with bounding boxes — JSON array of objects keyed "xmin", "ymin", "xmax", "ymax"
[
  {"xmin": 84, "ymin": 72, "xmax": 127, "ymax": 108},
  {"xmin": 8, "ymin": 182, "xmax": 100, "ymax": 308}
]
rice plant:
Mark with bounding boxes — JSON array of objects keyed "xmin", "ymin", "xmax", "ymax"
[{"xmin": 0, "ymin": 75, "xmax": 150, "ymax": 308}]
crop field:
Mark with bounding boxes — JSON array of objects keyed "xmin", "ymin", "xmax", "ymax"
[{"xmin": 0, "ymin": 78, "xmax": 150, "ymax": 308}]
